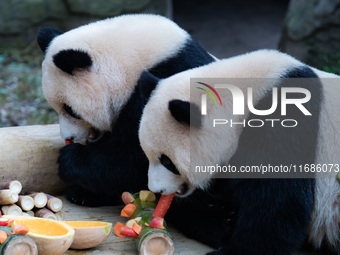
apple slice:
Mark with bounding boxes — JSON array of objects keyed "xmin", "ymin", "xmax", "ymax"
[{"xmin": 139, "ymin": 190, "xmax": 156, "ymax": 202}]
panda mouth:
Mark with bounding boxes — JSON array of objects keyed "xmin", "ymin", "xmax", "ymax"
[
  {"xmin": 176, "ymin": 183, "xmax": 189, "ymax": 196},
  {"xmin": 87, "ymin": 128, "xmax": 102, "ymax": 142}
]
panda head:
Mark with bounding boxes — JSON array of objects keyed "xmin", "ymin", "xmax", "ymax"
[
  {"xmin": 139, "ymin": 72, "xmax": 216, "ymax": 197},
  {"xmin": 37, "ymin": 14, "xmax": 189, "ymax": 143}
]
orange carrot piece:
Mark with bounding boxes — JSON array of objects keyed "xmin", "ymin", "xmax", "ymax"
[
  {"xmin": 10, "ymin": 224, "xmax": 29, "ymax": 235},
  {"xmin": 114, "ymin": 222, "xmax": 126, "ymax": 238},
  {"xmin": 120, "ymin": 226, "xmax": 138, "ymax": 239},
  {"xmin": 153, "ymin": 193, "xmax": 175, "ymax": 218},
  {"xmin": 0, "ymin": 230, "xmax": 7, "ymax": 244},
  {"xmin": 120, "ymin": 204, "xmax": 137, "ymax": 218},
  {"xmin": 132, "ymin": 223, "xmax": 142, "ymax": 234},
  {"xmin": 6, "ymin": 218, "xmax": 14, "ymax": 227}
]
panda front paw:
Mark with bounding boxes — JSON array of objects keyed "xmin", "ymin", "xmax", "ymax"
[
  {"xmin": 206, "ymin": 250, "xmax": 224, "ymax": 255},
  {"xmin": 206, "ymin": 247, "xmax": 228, "ymax": 255},
  {"xmin": 58, "ymin": 143, "xmax": 86, "ymax": 181},
  {"xmin": 65, "ymin": 186, "xmax": 116, "ymax": 207}
]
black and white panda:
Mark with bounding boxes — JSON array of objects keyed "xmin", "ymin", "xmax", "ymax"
[
  {"xmin": 139, "ymin": 49, "xmax": 340, "ymax": 254},
  {"xmin": 37, "ymin": 14, "xmax": 215, "ymax": 206}
]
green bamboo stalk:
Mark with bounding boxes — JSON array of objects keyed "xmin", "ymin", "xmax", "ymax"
[
  {"xmin": 125, "ymin": 192, "xmax": 175, "ymax": 255},
  {"xmin": 0, "ymin": 226, "xmax": 38, "ymax": 255}
]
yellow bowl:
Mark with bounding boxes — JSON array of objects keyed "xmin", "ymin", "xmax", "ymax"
[
  {"xmin": 5, "ymin": 215, "xmax": 74, "ymax": 255},
  {"xmin": 64, "ymin": 221, "xmax": 112, "ymax": 249}
]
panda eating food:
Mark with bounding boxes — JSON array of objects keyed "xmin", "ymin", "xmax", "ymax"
[
  {"xmin": 37, "ymin": 14, "xmax": 215, "ymax": 206},
  {"xmin": 139, "ymin": 49, "xmax": 340, "ymax": 254}
]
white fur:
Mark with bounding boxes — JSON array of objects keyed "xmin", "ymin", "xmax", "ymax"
[
  {"xmin": 42, "ymin": 14, "xmax": 189, "ymax": 141},
  {"xmin": 139, "ymin": 49, "xmax": 340, "ymax": 249}
]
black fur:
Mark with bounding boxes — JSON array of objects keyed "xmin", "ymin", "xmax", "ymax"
[
  {"xmin": 169, "ymin": 100, "xmax": 202, "ymax": 128},
  {"xmin": 53, "ymin": 49, "xmax": 93, "ymax": 75},
  {"xmin": 58, "ymin": 72, "xmax": 159, "ymax": 206},
  {"xmin": 149, "ymin": 38, "xmax": 215, "ymax": 78},
  {"xmin": 167, "ymin": 66, "xmax": 323, "ymax": 255},
  {"xmin": 37, "ymin": 27, "xmax": 62, "ymax": 53},
  {"xmin": 57, "ymin": 37, "xmax": 215, "ymax": 207}
]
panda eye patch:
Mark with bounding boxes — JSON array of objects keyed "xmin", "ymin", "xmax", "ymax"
[
  {"xmin": 63, "ymin": 104, "xmax": 81, "ymax": 120},
  {"xmin": 159, "ymin": 154, "xmax": 180, "ymax": 175}
]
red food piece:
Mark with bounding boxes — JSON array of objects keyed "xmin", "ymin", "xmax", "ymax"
[
  {"xmin": 121, "ymin": 204, "xmax": 137, "ymax": 218},
  {"xmin": 65, "ymin": 140, "xmax": 74, "ymax": 145},
  {"xmin": 0, "ymin": 220, "xmax": 8, "ymax": 227},
  {"xmin": 120, "ymin": 226, "xmax": 138, "ymax": 239},
  {"xmin": 121, "ymin": 192, "xmax": 135, "ymax": 204},
  {"xmin": 150, "ymin": 217, "xmax": 165, "ymax": 230},
  {"xmin": 153, "ymin": 193, "xmax": 175, "ymax": 218}
]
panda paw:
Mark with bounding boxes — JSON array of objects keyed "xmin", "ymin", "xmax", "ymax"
[
  {"xmin": 65, "ymin": 186, "xmax": 115, "ymax": 207},
  {"xmin": 206, "ymin": 248, "xmax": 227, "ymax": 255},
  {"xmin": 58, "ymin": 143, "xmax": 87, "ymax": 181}
]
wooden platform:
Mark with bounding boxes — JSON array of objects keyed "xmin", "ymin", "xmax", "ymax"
[{"xmin": 61, "ymin": 197, "xmax": 213, "ymax": 255}]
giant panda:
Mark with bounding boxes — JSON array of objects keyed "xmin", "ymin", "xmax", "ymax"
[
  {"xmin": 139, "ymin": 49, "xmax": 340, "ymax": 255},
  {"xmin": 37, "ymin": 14, "xmax": 216, "ymax": 206}
]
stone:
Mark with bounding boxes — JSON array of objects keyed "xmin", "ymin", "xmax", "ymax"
[
  {"xmin": 280, "ymin": 0, "xmax": 340, "ymax": 71},
  {"xmin": 0, "ymin": 0, "xmax": 171, "ymax": 48},
  {"xmin": 66, "ymin": 0, "xmax": 124, "ymax": 17}
]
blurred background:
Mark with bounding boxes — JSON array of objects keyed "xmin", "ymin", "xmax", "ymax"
[{"xmin": 0, "ymin": 0, "xmax": 339, "ymax": 127}]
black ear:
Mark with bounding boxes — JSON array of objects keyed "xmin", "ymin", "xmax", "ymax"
[
  {"xmin": 53, "ymin": 49, "xmax": 93, "ymax": 75},
  {"xmin": 37, "ymin": 27, "xmax": 62, "ymax": 53},
  {"xmin": 138, "ymin": 72, "xmax": 160, "ymax": 104},
  {"xmin": 168, "ymin": 100, "xmax": 202, "ymax": 128}
]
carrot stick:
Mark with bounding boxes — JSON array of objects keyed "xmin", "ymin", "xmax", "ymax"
[
  {"xmin": 153, "ymin": 193, "xmax": 175, "ymax": 218},
  {"xmin": 65, "ymin": 140, "xmax": 74, "ymax": 145}
]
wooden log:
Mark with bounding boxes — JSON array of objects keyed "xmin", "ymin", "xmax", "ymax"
[
  {"xmin": 0, "ymin": 191, "xmax": 18, "ymax": 205},
  {"xmin": 29, "ymin": 193, "xmax": 47, "ymax": 209},
  {"xmin": 21, "ymin": 212, "xmax": 33, "ymax": 217},
  {"xmin": 34, "ymin": 208, "xmax": 57, "ymax": 220},
  {"xmin": 1, "ymin": 205, "xmax": 22, "ymax": 216},
  {"xmin": 0, "ymin": 125, "xmax": 66, "ymax": 195},
  {"xmin": 45, "ymin": 194, "xmax": 63, "ymax": 213},
  {"xmin": 16, "ymin": 196, "xmax": 34, "ymax": 212},
  {"xmin": 0, "ymin": 181, "xmax": 22, "ymax": 194},
  {"xmin": 24, "ymin": 211, "xmax": 34, "ymax": 217},
  {"xmin": 55, "ymin": 211, "xmax": 64, "ymax": 221}
]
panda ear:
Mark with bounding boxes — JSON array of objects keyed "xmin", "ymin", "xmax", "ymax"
[
  {"xmin": 168, "ymin": 100, "xmax": 202, "ymax": 128},
  {"xmin": 37, "ymin": 27, "xmax": 62, "ymax": 53},
  {"xmin": 138, "ymin": 72, "xmax": 160, "ymax": 104},
  {"xmin": 53, "ymin": 49, "xmax": 93, "ymax": 75}
]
